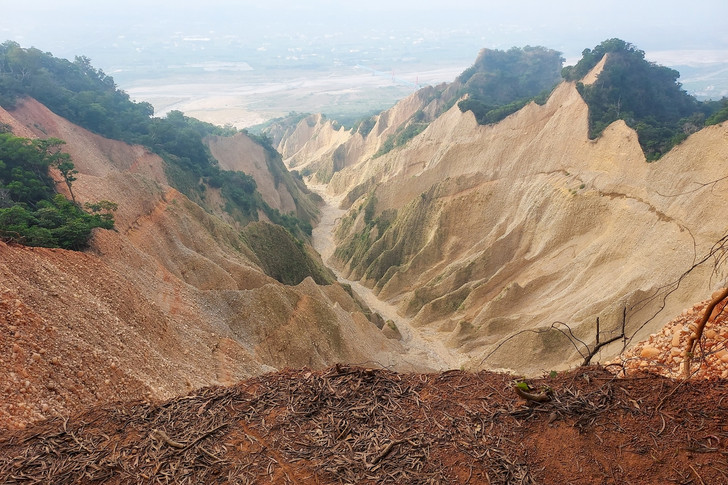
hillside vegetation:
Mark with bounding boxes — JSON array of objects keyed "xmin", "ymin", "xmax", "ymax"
[
  {"xmin": 0, "ymin": 41, "xmax": 315, "ymax": 237},
  {"xmin": 454, "ymin": 39, "xmax": 726, "ymax": 162},
  {"xmin": 456, "ymin": 45, "xmax": 564, "ymax": 125},
  {"xmin": 564, "ymin": 38, "xmax": 725, "ymax": 160},
  {"xmin": 0, "ymin": 130, "xmax": 114, "ymax": 249}
]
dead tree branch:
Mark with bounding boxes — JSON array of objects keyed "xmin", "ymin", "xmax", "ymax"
[
  {"xmin": 582, "ymin": 307, "xmax": 627, "ymax": 367},
  {"xmin": 683, "ymin": 287, "xmax": 728, "ymax": 378}
]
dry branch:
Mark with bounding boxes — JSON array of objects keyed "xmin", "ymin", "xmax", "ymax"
[{"xmin": 683, "ymin": 287, "xmax": 728, "ymax": 378}]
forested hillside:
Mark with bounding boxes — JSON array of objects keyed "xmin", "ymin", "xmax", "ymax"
[
  {"xmin": 456, "ymin": 45, "xmax": 564, "ymax": 125},
  {"xmin": 0, "ymin": 41, "xmax": 315, "ymax": 241},
  {"xmin": 0, "ymin": 131, "xmax": 114, "ymax": 248},
  {"xmin": 564, "ymin": 39, "xmax": 726, "ymax": 160}
]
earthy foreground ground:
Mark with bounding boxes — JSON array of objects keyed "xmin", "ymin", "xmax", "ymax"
[{"xmin": 1, "ymin": 365, "xmax": 726, "ymax": 484}]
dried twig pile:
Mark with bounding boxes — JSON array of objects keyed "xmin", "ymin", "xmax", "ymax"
[{"xmin": 1, "ymin": 366, "xmax": 727, "ymax": 484}]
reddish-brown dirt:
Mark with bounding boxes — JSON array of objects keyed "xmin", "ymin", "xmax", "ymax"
[
  {"xmin": 1, "ymin": 365, "xmax": 726, "ymax": 484},
  {"xmin": 0, "ymin": 99, "xmax": 412, "ymax": 433},
  {"xmin": 0, "ymin": 242, "xmax": 162, "ymax": 430}
]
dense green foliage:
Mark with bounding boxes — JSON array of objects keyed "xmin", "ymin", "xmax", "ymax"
[
  {"xmin": 568, "ymin": 39, "xmax": 723, "ymax": 160},
  {"xmin": 0, "ymin": 42, "xmax": 154, "ymax": 140},
  {"xmin": 0, "ymin": 41, "xmax": 313, "ymax": 234},
  {"xmin": 0, "ymin": 194, "xmax": 114, "ymax": 249},
  {"xmin": 561, "ymin": 38, "xmax": 627, "ymax": 82},
  {"xmin": 458, "ymin": 90, "xmax": 552, "ymax": 126},
  {"xmin": 458, "ymin": 46, "xmax": 564, "ymax": 105},
  {"xmin": 705, "ymin": 98, "xmax": 728, "ymax": 126},
  {"xmin": 241, "ymin": 221, "xmax": 333, "ymax": 286},
  {"xmin": 0, "ymin": 131, "xmax": 114, "ymax": 249},
  {"xmin": 0, "ymin": 42, "xmax": 229, "ymax": 180},
  {"xmin": 456, "ymin": 46, "xmax": 563, "ymax": 125}
]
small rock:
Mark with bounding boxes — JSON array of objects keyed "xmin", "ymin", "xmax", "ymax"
[
  {"xmin": 640, "ymin": 346, "xmax": 661, "ymax": 359},
  {"xmin": 671, "ymin": 331, "xmax": 681, "ymax": 347}
]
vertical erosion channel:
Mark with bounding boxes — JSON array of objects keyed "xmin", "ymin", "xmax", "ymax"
[{"xmin": 309, "ymin": 184, "xmax": 464, "ymax": 372}]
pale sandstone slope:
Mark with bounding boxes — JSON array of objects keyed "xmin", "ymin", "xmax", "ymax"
[
  {"xmin": 271, "ymin": 87, "xmax": 450, "ymax": 183},
  {"xmin": 206, "ymin": 132, "xmax": 294, "ymax": 215},
  {"xmin": 318, "ymin": 77, "xmax": 728, "ymax": 375},
  {"xmin": 0, "ymin": 99, "xmax": 413, "ymax": 430}
]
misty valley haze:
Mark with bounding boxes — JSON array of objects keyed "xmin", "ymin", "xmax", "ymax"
[{"xmin": 2, "ymin": 1, "xmax": 727, "ymax": 127}]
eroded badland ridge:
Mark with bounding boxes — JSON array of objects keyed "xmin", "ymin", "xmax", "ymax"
[
  {"xmin": 271, "ymin": 52, "xmax": 728, "ymax": 375},
  {"xmin": 2, "ymin": 39, "xmax": 728, "ymax": 483},
  {"xmin": 0, "ymin": 97, "xmax": 425, "ymax": 430}
]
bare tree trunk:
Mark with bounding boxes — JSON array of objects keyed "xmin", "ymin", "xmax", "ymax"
[{"xmin": 683, "ymin": 287, "xmax": 728, "ymax": 378}]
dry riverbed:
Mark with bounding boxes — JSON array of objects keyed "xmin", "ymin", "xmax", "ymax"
[{"xmin": 309, "ymin": 184, "xmax": 465, "ymax": 372}]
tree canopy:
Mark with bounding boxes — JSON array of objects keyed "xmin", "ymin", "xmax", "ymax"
[
  {"xmin": 0, "ymin": 131, "xmax": 114, "ymax": 249},
  {"xmin": 567, "ymin": 39, "xmax": 724, "ymax": 160},
  {"xmin": 0, "ymin": 41, "xmax": 313, "ymax": 236},
  {"xmin": 457, "ymin": 46, "xmax": 564, "ymax": 125}
]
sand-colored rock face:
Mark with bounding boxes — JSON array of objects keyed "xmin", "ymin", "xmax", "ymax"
[
  {"xmin": 272, "ymin": 87, "xmax": 449, "ymax": 184},
  {"xmin": 0, "ymin": 99, "xmax": 408, "ymax": 430},
  {"xmin": 205, "ymin": 132, "xmax": 296, "ymax": 214},
  {"xmin": 3, "ymin": 98, "xmax": 168, "ymax": 185},
  {"xmin": 296, "ymin": 80, "xmax": 728, "ymax": 375},
  {"xmin": 204, "ymin": 131, "xmax": 321, "ymax": 225}
]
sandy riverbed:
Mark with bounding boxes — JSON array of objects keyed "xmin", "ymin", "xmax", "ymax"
[
  {"xmin": 309, "ymin": 184, "xmax": 465, "ymax": 371},
  {"xmin": 124, "ymin": 66, "xmax": 466, "ymax": 128}
]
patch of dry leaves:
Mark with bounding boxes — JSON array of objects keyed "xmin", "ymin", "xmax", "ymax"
[{"xmin": 1, "ymin": 365, "xmax": 727, "ymax": 484}]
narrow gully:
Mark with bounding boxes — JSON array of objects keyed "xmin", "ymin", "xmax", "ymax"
[{"xmin": 308, "ymin": 184, "xmax": 464, "ymax": 372}]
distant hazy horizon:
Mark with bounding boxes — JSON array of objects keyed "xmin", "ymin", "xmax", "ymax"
[
  {"xmin": 3, "ymin": 1, "xmax": 727, "ymax": 126},
  {"xmin": 5, "ymin": 2, "xmax": 726, "ymax": 58}
]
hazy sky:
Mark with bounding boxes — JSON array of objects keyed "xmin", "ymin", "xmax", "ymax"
[
  {"xmin": 3, "ymin": 1, "xmax": 727, "ymax": 63},
  {"xmin": 3, "ymin": 1, "xmax": 727, "ymax": 121}
]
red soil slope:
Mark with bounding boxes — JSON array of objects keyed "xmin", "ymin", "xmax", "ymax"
[{"xmin": 1, "ymin": 365, "xmax": 726, "ymax": 484}]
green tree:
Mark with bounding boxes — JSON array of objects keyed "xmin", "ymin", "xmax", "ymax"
[
  {"xmin": 705, "ymin": 98, "xmax": 728, "ymax": 126},
  {"xmin": 53, "ymin": 156, "xmax": 78, "ymax": 204},
  {"xmin": 0, "ymin": 43, "xmax": 315, "ymax": 236},
  {"xmin": 570, "ymin": 39, "xmax": 720, "ymax": 160},
  {"xmin": 0, "ymin": 132, "xmax": 115, "ymax": 249},
  {"xmin": 456, "ymin": 45, "xmax": 564, "ymax": 125}
]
